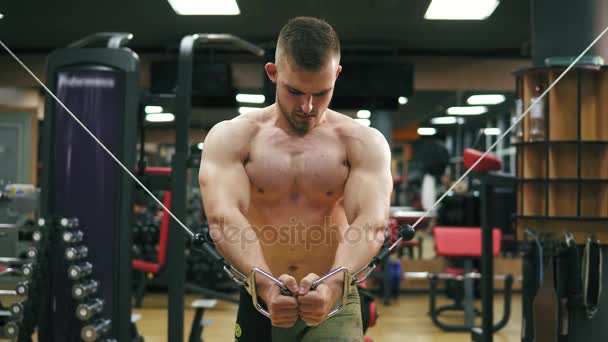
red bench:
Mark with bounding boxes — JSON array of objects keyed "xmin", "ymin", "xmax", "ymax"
[{"xmin": 429, "ymin": 226, "xmax": 504, "ymax": 332}]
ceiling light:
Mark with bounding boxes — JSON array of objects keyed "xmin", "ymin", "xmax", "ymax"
[
  {"xmin": 425, "ymin": 0, "xmax": 500, "ymax": 20},
  {"xmin": 357, "ymin": 110, "xmax": 371, "ymax": 119},
  {"xmin": 197, "ymin": 143, "xmax": 204, "ymax": 150},
  {"xmin": 238, "ymin": 107, "xmax": 259, "ymax": 115},
  {"xmin": 167, "ymin": 0, "xmax": 240, "ymax": 15},
  {"xmin": 398, "ymin": 97, "xmax": 408, "ymax": 105},
  {"xmin": 467, "ymin": 94, "xmax": 506, "ymax": 105},
  {"xmin": 447, "ymin": 106, "xmax": 488, "ymax": 115},
  {"xmin": 355, "ymin": 119, "xmax": 371, "ymax": 127},
  {"xmin": 236, "ymin": 93, "xmax": 265, "ymax": 104},
  {"xmin": 417, "ymin": 127, "xmax": 437, "ymax": 136},
  {"xmin": 431, "ymin": 117, "xmax": 456, "ymax": 125},
  {"xmin": 145, "ymin": 105, "xmax": 163, "ymax": 114},
  {"xmin": 431, "ymin": 116, "xmax": 466, "ymax": 125},
  {"xmin": 483, "ymin": 128, "xmax": 501, "ymax": 135},
  {"xmin": 0, "ymin": 13, "xmax": 4, "ymax": 19},
  {"xmin": 146, "ymin": 113, "xmax": 175, "ymax": 122}
]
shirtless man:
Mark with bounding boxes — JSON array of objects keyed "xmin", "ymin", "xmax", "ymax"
[{"xmin": 199, "ymin": 17, "xmax": 392, "ymax": 342}]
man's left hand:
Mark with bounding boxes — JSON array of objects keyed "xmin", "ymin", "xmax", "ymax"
[{"xmin": 296, "ymin": 273, "xmax": 343, "ymax": 326}]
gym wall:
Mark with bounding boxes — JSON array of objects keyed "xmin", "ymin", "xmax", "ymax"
[
  {"xmin": 0, "ymin": 88, "xmax": 40, "ymax": 184},
  {"xmin": 0, "ymin": 53, "xmax": 529, "ymax": 93}
]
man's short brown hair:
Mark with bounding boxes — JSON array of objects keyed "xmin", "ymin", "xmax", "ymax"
[{"xmin": 276, "ymin": 17, "xmax": 341, "ymax": 71}]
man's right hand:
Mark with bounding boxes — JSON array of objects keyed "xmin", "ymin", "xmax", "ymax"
[{"xmin": 258, "ymin": 274, "xmax": 300, "ymax": 328}]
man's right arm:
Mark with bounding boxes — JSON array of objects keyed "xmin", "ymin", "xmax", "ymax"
[
  {"xmin": 199, "ymin": 117, "xmax": 300, "ymax": 327},
  {"xmin": 198, "ymin": 118, "xmax": 268, "ymax": 276},
  {"xmin": 198, "ymin": 119, "xmax": 299, "ymax": 306}
]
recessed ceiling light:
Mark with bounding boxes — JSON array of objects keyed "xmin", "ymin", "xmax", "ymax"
[
  {"xmin": 238, "ymin": 107, "xmax": 259, "ymax": 115},
  {"xmin": 146, "ymin": 113, "xmax": 175, "ymax": 122},
  {"xmin": 417, "ymin": 127, "xmax": 437, "ymax": 136},
  {"xmin": 145, "ymin": 106, "xmax": 163, "ymax": 114},
  {"xmin": 398, "ymin": 97, "xmax": 408, "ymax": 105},
  {"xmin": 425, "ymin": 0, "xmax": 500, "ymax": 20},
  {"xmin": 0, "ymin": 13, "xmax": 4, "ymax": 20},
  {"xmin": 357, "ymin": 110, "xmax": 371, "ymax": 119},
  {"xmin": 447, "ymin": 106, "xmax": 488, "ymax": 115},
  {"xmin": 467, "ymin": 94, "xmax": 506, "ymax": 105},
  {"xmin": 483, "ymin": 128, "xmax": 501, "ymax": 135},
  {"xmin": 236, "ymin": 94, "xmax": 265, "ymax": 104},
  {"xmin": 431, "ymin": 116, "xmax": 464, "ymax": 125},
  {"xmin": 167, "ymin": 0, "xmax": 240, "ymax": 15}
]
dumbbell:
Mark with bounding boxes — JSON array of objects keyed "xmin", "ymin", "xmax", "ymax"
[
  {"xmin": 81, "ymin": 319, "xmax": 111, "ymax": 342},
  {"xmin": 9, "ymin": 301, "xmax": 25, "ymax": 318},
  {"xmin": 32, "ymin": 230, "xmax": 42, "ymax": 243},
  {"xmin": 68, "ymin": 262, "xmax": 93, "ymax": 281},
  {"xmin": 132, "ymin": 245, "xmax": 143, "ymax": 257},
  {"xmin": 63, "ymin": 230, "xmax": 84, "ymax": 244},
  {"xmin": 76, "ymin": 298, "xmax": 104, "ymax": 321},
  {"xmin": 21, "ymin": 263, "xmax": 34, "ymax": 279},
  {"xmin": 59, "ymin": 217, "xmax": 80, "ymax": 229},
  {"xmin": 72, "ymin": 280, "xmax": 99, "ymax": 300},
  {"xmin": 2, "ymin": 321, "xmax": 19, "ymax": 339},
  {"xmin": 15, "ymin": 280, "xmax": 29, "ymax": 296},
  {"xmin": 25, "ymin": 247, "xmax": 38, "ymax": 259},
  {"xmin": 65, "ymin": 246, "xmax": 88, "ymax": 262}
]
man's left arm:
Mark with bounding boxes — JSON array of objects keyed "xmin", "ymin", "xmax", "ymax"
[
  {"xmin": 332, "ymin": 127, "xmax": 393, "ymax": 273},
  {"xmin": 296, "ymin": 127, "xmax": 392, "ymax": 325}
]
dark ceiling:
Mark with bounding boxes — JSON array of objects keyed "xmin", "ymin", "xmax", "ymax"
[
  {"xmin": 0, "ymin": 0, "xmax": 530, "ymax": 130},
  {"xmin": 0, "ymin": 0, "xmax": 531, "ymax": 54}
]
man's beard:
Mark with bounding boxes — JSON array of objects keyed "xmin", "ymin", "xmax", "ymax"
[{"xmin": 277, "ymin": 98, "xmax": 314, "ymax": 134}]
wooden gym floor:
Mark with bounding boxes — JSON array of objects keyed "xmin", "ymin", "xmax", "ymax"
[
  {"xmin": 0, "ymin": 292, "xmax": 521, "ymax": 341},
  {"xmin": 132, "ymin": 292, "xmax": 522, "ymax": 342}
]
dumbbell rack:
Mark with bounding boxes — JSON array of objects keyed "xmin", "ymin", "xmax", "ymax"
[
  {"xmin": 59, "ymin": 217, "xmax": 115, "ymax": 342},
  {"xmin": 0, "ymin": 218, "xmax": 48, "ymax": 341},
  {"xmin": 2, "ymin": 215, "xmax": 136, "ymax": 341}
]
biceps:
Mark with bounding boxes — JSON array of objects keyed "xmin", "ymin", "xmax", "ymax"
[
  {"xmin": 343, "ymin": 169, "xmax": 392, "ymax": 223},
  {"xmin": 199, "ymin": 160, "xmax": 251, "ymax": 217}
]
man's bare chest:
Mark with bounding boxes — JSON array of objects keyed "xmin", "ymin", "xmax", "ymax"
[{"xmin": 245, "ymin": 130, "xmax": 349, "ymax": 200}]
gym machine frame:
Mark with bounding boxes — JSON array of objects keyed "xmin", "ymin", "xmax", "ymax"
[
  {"xmin": 40, "ymin": 33, "xmax": 139, "ymax": 342},
  {"xmin": 166, "ymin": 34, "xmax": 265, "ymax": 342},
  {"xmin": 471, "ymin": 172, "xmax": 517, "ymax": 342}
]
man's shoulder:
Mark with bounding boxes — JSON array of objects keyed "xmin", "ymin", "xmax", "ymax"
[
  {"xmin": 204, "ymin": 110, "xmax": 270, "ymax": 157},
  {"xmin": 208, "ymin": 109, "xmax": 268, "ymax": 139},
  {"xmin": 328, "ymin": 110, "xmax": 384, "ymax": 143}
]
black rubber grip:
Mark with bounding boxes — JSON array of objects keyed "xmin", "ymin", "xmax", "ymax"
[
  {"xmin": 192, "ymin": 233, "xmax": 225, "ymax": 264},
  {"xmin": 399, "ymin": 224, "xmax": 416, "ymax": 241}
]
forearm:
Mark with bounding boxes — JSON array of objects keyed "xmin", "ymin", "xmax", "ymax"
[
  {"xmin": 207, "ymin": 209, "xmax": 270, "ymax": 275},
  {"xmin": 331, "ymin": 216, "xmax": 385, "ymax": 274}
]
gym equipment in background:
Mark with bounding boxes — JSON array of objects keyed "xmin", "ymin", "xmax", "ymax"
[
  {"xmin": 40, "ymin": 32, "xmax": 139, "ymax": 342},
  {"xmin": 410, "ymin": 227, "xmax": 514, "ymax": 332}
]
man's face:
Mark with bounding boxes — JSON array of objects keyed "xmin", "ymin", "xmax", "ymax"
[{"xmin": 266, "ymin": 55, "xmax": 341, "ymax": 134}]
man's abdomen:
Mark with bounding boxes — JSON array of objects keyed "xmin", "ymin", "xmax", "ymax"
[{"xmin": 247, "ymin": 202, "xmax": 348, "ymax": 281}]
